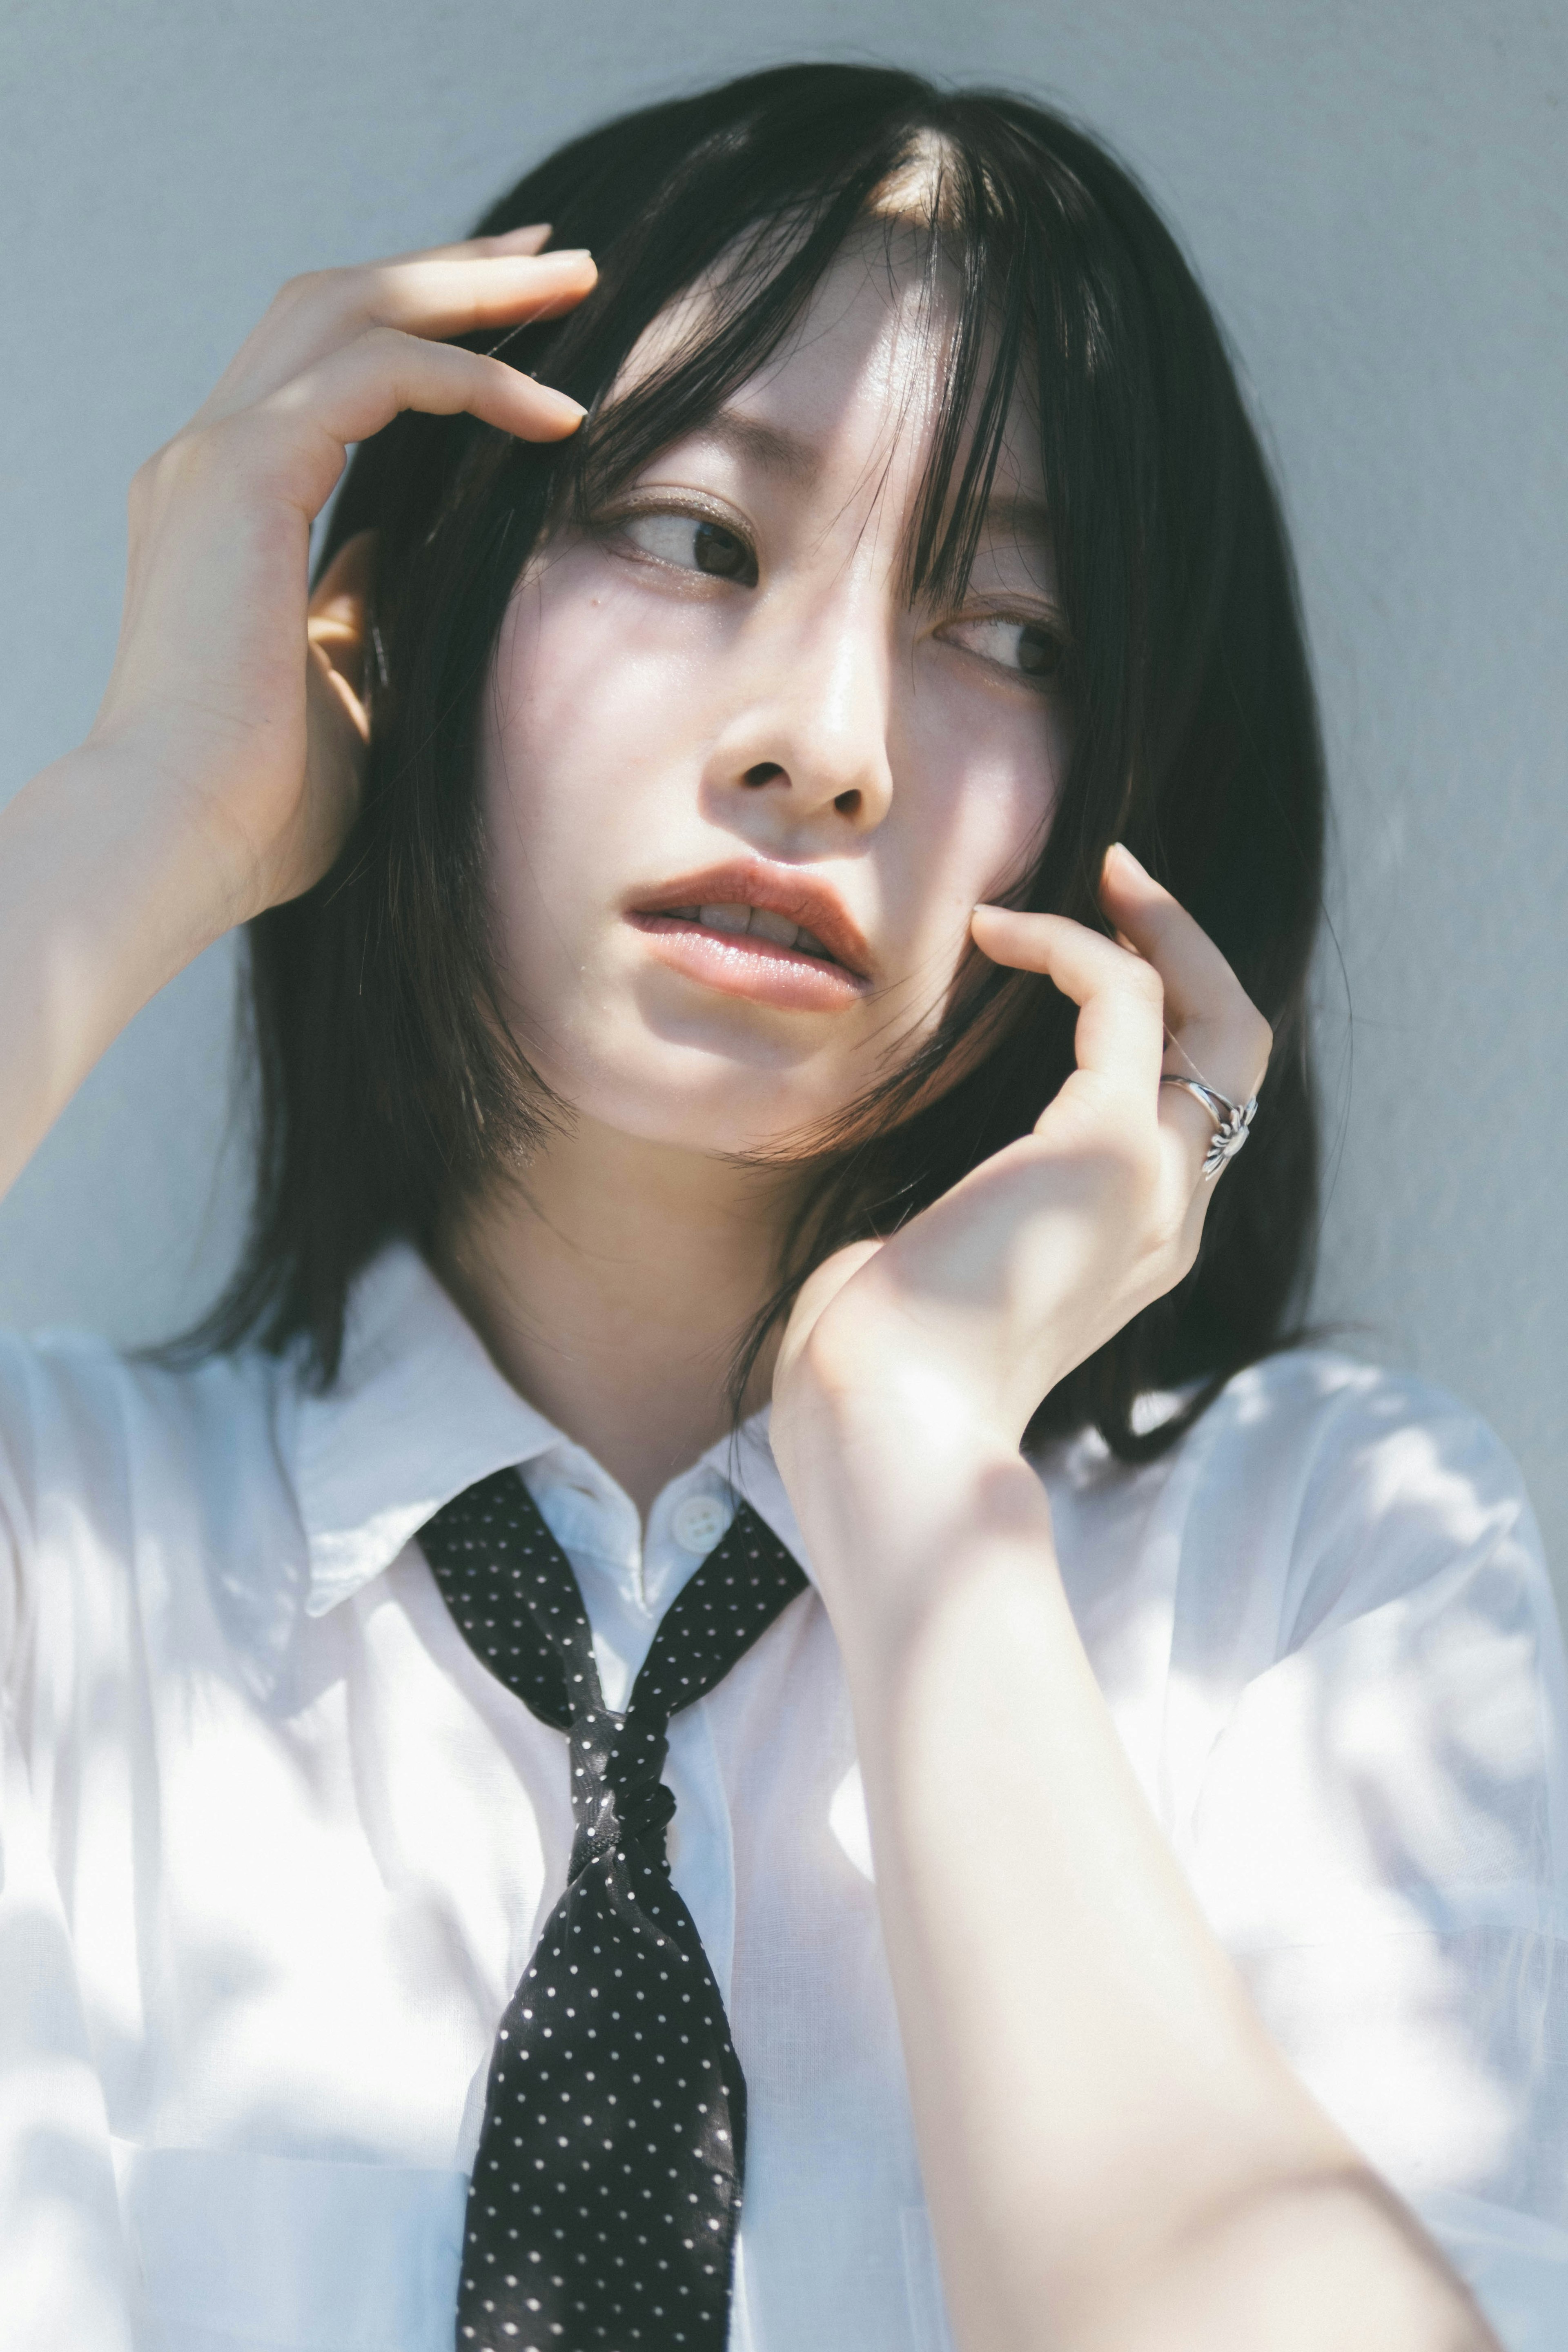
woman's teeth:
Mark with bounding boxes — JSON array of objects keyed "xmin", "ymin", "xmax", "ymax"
[{"xmin": 667, "ymin": 903, "xmax": 837, "ymax": 963}]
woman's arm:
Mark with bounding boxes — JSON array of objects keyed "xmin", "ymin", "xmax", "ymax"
[
  {"xmin": 793, "ymin": 1417, "xmax": 1492, "ymax": 2352},
  {"xmin": 772, "ymin": 859, "xmax": 1499, "ymax": 2352},
  {"xmin": 0, "ymin": 232, "xmax": 594, "ymax": 1209}
]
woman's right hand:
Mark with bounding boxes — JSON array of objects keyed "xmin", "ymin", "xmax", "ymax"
[{"xmin": 89, "ymin": 227, "xmax": 595, "ymax": 927}]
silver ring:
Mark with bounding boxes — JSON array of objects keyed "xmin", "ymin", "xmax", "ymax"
[{"xmin": 1160, "ymin": 1076, "xmax": 1258, "ymax": 1179}]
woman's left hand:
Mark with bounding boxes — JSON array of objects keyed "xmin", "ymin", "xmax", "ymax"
[{"xmin": 772, "ymin": 842, "xmax": 1272, "ymax": 1473}]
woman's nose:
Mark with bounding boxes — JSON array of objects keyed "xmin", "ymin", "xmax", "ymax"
[{"xmin": 704, "ymin": 587, "xmax": 895, "ymax": 833}]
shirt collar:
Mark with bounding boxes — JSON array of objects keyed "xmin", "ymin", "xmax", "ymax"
[{"xmin": 287, "ymin": 1241, "xmax": 812, "ymax": 1617}]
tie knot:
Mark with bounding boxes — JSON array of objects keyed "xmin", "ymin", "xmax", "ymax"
[{"xmin": 568, "ymin": 1706, "xmax": 675, "ymax": 1878}]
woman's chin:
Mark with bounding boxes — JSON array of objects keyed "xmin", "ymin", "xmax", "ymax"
[{"xmin": 541, "ymin": 1039, "xmax": 855, "ymax": 1165}]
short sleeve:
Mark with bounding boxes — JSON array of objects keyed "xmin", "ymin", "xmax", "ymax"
[
  {"xmin": 0, "ymin": 1335, "xmax": 38, "ymax": 1683},
  {"xmin": 0, "ymin": 1330, "xmax": 140, "ymax": 2347},
  {"xmin": 1185, "ymin": 1373, "xmax": 1568, "ymax": 2348}
]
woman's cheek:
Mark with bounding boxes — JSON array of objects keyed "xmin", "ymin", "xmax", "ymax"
[
  {"xmin": 505, "ymin": 564, "xmax": 688, "ymax": 781},
  {"xmin": 484, "ymin": 577, "xmax": 693, "ymax": 911},
  {"xmin": 909, "ymin": 641, "xmax": 1063, "ymax": 813},
  {"xmin": 904, "ymin": 714, "xmax": 1061, "ymax": 922}
]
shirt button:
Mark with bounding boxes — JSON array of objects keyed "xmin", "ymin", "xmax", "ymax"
[{"xmin": 671, "ymin": 1494, "xmax": 731, "ymax": 1555}]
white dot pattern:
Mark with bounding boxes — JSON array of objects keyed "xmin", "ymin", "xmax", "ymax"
[{"xmin": 419, "ymin": 1469, "xmax": 808, "ymax": 2352}]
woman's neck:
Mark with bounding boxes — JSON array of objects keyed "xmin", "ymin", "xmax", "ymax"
[{"xmin": 436, "ymin": 1113, "xmax": 803, "ymax": 1519}]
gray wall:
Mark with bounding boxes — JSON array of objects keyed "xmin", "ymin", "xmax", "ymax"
[{"xmin": 2, "ymin": 1, "xmax": 1564, "ymax": 1589}]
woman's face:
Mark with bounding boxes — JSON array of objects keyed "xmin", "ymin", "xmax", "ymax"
[{"xmin": 479, "ymin": 233, "xmax": 1069, "ymax": 1157}]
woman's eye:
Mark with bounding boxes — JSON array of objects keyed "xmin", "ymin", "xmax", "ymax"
[
  {"xmin": 618, "ymin": 511, "xmax": 756, "ymax": 584},
  {"xmin": 945, "ymin": 615, "xmax": 1066, "ymax": 683}
]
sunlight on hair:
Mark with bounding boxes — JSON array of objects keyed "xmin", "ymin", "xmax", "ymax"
[{"xmin": 868, "ymin": 127, "xmax": 964, "ymax": 230}]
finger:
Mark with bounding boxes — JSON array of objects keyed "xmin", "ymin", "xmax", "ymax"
[
  {"xmin": 241, "ymin": 329, "xmax": 585, "ymax": 515},
  {"xmin": 1098, "ymin": 844, "xmax": 1272, "ymax": 1186},
  {"xmin": 376, "ymin": 223, "xmax": 556, "ymax": 266},
  {"xmin": 343, "ymin": 249, "xmax": 597, "ymax": 340},
  {"xmin": 970, "ymin": 903, "xmax": 1165, "ymax": 1104},
  {"xmin": 198, "ymin": 246, "xmax": 596, "ymax": 422},
  {"xmin": 1098, "ymin": 843, "xmax": 1265, "ymax": 1056},
  {"xmin": 282, "ymin": 325, "xmax": 586, "ymax": 441}
]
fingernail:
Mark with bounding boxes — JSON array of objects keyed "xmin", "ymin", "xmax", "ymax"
[
  {"xmin": 532, "ymin": 385, "xmax": 588, "ymax": 425},
  {"xmin": 534, "ymin": 247, "xmax": 592, "ymax": 264},
  {"xmin": 1107, "ymin": 840, "xmax": 1146, "ymax": 874}
]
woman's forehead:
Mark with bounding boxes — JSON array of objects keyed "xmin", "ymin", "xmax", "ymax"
[{"xmin": 615, "ymin": 227, "xmax": 1049, "ymax": 552}]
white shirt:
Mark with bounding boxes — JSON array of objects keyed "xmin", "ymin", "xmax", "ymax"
[{"xmin": 1, "ymin": 1242, "xmax": 1564, "ymax": 2352}]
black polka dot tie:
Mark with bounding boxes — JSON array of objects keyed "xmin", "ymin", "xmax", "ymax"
[{"xmin": 418, "ymin": 1468, "xmax": 808, "ymax": 2352}]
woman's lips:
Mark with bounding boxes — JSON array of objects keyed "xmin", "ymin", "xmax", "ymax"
[{"xmin": 629, "ymin": 910, "xmax": 869, "ymax": 1011}]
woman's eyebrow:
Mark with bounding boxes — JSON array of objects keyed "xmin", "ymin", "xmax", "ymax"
[
  {"xmin": 980, "ymin": 492, "xmax": 1054, "ymax": 548},
  {"xmin": 692, "ymin": 409, "xmax": 821, "ymax": 483}
]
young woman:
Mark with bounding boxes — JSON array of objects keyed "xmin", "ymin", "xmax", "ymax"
[{"xmin": 0, "ymin": 61, "xmax": 1560, "ymax": 2352}]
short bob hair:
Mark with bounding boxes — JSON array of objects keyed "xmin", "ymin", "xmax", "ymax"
[{"xmin": 198, "ymin": 60, "xmax": 1325, "ymax": 1464}]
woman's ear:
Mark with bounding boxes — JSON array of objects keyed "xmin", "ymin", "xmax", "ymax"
[
  {"xmin": 306, "ymin": 529, "xmax": 379, "ymax": 739},
  {"xmin": 303, "ymin": 531, "xmax": 378, "ymax": 846}
]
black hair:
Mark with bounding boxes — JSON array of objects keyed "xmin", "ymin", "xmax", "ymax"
[{"xmin": 193, "ymin": 60, "xmax": 1325, "ymax": 1462}]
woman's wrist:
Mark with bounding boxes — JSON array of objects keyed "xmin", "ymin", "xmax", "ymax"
[
  {"xmin": 773, "ymin": 1370, "xmax": 1056, "ymax": 1664},
  {"xmin": 18, "ymin": 736, "xmax": 257, "ymax": 960},
  {"xmin": 0, "ymin": 739, "xmax": 251, "ymax": 1207}
]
